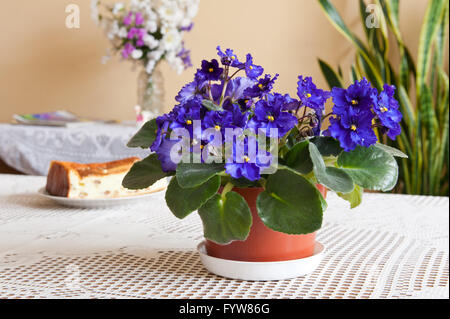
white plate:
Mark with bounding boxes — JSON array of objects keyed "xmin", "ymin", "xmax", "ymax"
[
  {"xmin": 198, "ymin": 241, "xmax": 325, "ymax": 281},
  {"xmin": 38, "ymin": 187, "xmax": 165, "ymax": 209}
]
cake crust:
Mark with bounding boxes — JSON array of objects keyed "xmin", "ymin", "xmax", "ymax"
[{"xmin": 46, "ymin": 157, "xmax": 141, "ymax": 198}]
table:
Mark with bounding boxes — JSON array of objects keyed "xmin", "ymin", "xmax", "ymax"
[
  {"xmin": 0, "ymin": 123, "xmax": 149, "ymax": 175},
  {"xmin": 0, "ymin": 174, "xmax": 448, "ymax": 299}
]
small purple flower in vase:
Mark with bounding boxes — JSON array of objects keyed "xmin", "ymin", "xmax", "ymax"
[
  {"xmin": 180, "ymin": 23, "xmax": 194, "ymax": 32},
  {"xmin": 134, "ymin": 12, "xmax": 144, "ymax": 26},
  {"xmin": 177, "ymin": 43, "xmax": 193, "ymax": 68},
  {"xmin": 122, "ymin": 43, "xmax": 135, "ymax": 59},
  {"xmin": 123, "ymin": 12, "xmax": 133, "ymax": 26}
]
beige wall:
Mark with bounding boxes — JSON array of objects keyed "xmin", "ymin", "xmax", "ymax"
[{"xmin": 0, "ymin": 0, "xmax": 443, "ymax": 123}]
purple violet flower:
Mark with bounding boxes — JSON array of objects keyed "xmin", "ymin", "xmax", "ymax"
[
  {"xmin": 225, "ymin": 136, "xmax": 271, "ymax": 181},
  {"xmin": 372, "ymin": 84, "xmax": 402, "ymax": 140},
  {"xmin": 155, "ymin": 138, "xmax": 180, "ymax": 172},
  {"xmin": 244, "ymin": 74, "xmax": 279, "ymax": 98},
  {"xmin": 199, "ymin": 59, "xmax": 223, "ymax": 81},
  {"xmin": 175, "ymin": 79, "xmax": 207, "ymax": 104},
  {"xmin": 242, "ymin": 54, "xmax": 264, "ymax": 80},
  {"xmin": 247, "ymin": 95, "xmax": 298, "ymax": 138},
  {"xmin": 297, "ymin": 75, "xmax": 330, "ymax": 114},
  {"xmin": 151, "ymin": 114, "xmax": 173, "ymax": 152},
  {"xmin": 216, "ymin": 46, "xmax": 241, "ymax": 67},
  {"xmin": 331, "ymin": 78, "xmax": 376, "ymax": 117},
  {"xmin": 325, "ymin": 111, "xmax": 377, "ymax": 151}
]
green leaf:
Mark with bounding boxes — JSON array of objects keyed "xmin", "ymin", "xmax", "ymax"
[
  {"xmin": 357, "ymin": 52, "xmax": 383, "ymax": 91},
  {"xmin": 374, "ymin": 143, "xmax": 408, "ymax": 158},
  {"xmin": 165, "ymin": 175, "xmax": 220, "ymax": 219},
  {"xmin": 127, "ymin": 119, "xmax": 158, "ymax": 149},
  {"xmin": 338, "ymin": 184, "xmax": 363, "ymax": 209},
  {"xmin": 256, "ymin": 169, "xmax": 324, "ymax": 235},
  {"xmin": 201, "ymin": 99, "xmax": 223, "ymax": 111},
  {"xmin": 198, "ymin": 192, "xmax": 252, "ymax": 244},
  {"xmin": 416, "ymin": 0, "xmax": 446, "ymax": 97},
  {"xmin": 230, "ymin": 177, "xmax": 260, "ymax": 188},
  {"xmin": 284, "ymin": 140, "xmax": 313, "ymax": 174},
  {"xmin": 310, "ymin": 136, "xmax": 343, "ymax": 157},
  {"xmin": 176, "ymin": 163, "xmax": 225, "ymax": 188},
  {"xmin": 309, "ymin": 143, "xmax": 354, "ymax": 194},
  {"xmin": 350, "ymin": 65, "xmax": 360, "ymax": 83},
  {"xmin": 337, "ymin": 145, "xmax": 398, "ymax": 191},
  {"xmin": 122, "ymin": 153, "xmax": 166, "ymax": 190},
  {"xmin": 397, "ymin": 85, "xmax": 416, "ymax": 129},
  {"xmin": 318, "ymin": 0, "xmax": 383, "ymax": 87},
  {"xmin": 318, "ymin": 59, "xmax": 343, "ymax": 89},
  {"xmin": 318, "ymin": 0, "xmax": 370, "ymax": 57}
]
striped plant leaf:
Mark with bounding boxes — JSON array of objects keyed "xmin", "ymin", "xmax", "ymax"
[
  {"xmin": 318, "ymin": 0, "xmax": 448, "ymax": 195},
  {"xmin": 416, "ymin": 0, "xmax": 446, "ymax": 97},
  {"xmin": 318, "ymin": 59, "xmax": 343, "ymax": 89}
]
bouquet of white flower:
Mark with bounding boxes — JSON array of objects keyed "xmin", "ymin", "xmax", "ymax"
[
  {"xmin": 91, "ymin": 0, "xmax": 199, "ymax": 121},
  {"xmin": 92, "ymin": 0, "xmax": 199, "ymax": 75}
]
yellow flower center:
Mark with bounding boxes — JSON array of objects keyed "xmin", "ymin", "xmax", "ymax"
[
  {"xmin": 208, "ymin": 68, "xmax": 214, "ymax": 73},
  {"xmin": 258, "ymin": 84, "xmax": 264, "ymax": 89},
  {"xmin": 200, "ymin": 145, "xmax": 204, "ymax": 150},
  {"xmin": 244, "ymin": 99, "xmax": 249, "ymax": 104},
  {"xmin": 249, "ymin": 65, "xmax": 253, "ymax": 70},
  {"xmin": 186, "ymin": 120, "xmax": 192, "ymax": 125},
  {"xmin": 242, "ymin": 156, "xmax": 250, "ymax": 163},
  {"xmin": 351, "ymin": 125, "xmax": 357, "ymax": 131},
  {"xmin": 267, "ymin": 115, "xmax": 275, "ymax": 122},
  {"xmin": 306, "ymin": 93, "xmax": 312, "ymax": 98},
  {"xmin": 351, "ymin": 99, "xmax": 358, "ymax": 105},
  {"xmin": 214, "ymin": 125, "xmax": 221, "ymax": 131},
  {"xmin": 231, "ymin": 56, "xmax": 235, "ymax": 60},
  {"xmin": 381, "ymin": 106, "xmax": 388, "ymax": 113}
]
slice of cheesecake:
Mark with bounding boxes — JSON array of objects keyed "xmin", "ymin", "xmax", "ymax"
[{"xmin": 45, "ymin": 157, "xmax": 166, "ymax": 199}]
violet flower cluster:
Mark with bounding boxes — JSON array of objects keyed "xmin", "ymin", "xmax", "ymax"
[
  {"xmin": 324, "ymin": 79, "xmax": 402, "ymax": 151},
  {"xmin": 150, "ymin": 46, "xmax": 403, "ymax": 181},
  {"xmin": 92, "ymin": 0, "xmax": 199, "ymax": 75}
]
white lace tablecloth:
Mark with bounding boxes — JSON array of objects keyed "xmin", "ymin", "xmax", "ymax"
[
  {"xmin": 0, "ymin": 174, "xmax": 448, "ymax": 299},
  {"xmin": 0, "ymin": 123, "xmax": 149, "ymax": 175}
]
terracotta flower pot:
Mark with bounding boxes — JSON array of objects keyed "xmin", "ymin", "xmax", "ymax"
[{"xmin": 205, "ymin": 185, "xmax": 327, "ymax": 262}]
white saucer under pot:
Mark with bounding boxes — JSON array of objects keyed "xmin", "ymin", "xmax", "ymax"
[{"xmin": 197, "ymin": 241, "xmax": 325, "ymax": 281}]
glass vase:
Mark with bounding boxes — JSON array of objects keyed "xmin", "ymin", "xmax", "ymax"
[{"xmin": 136, "ymin": 64, "xmax": 164, "ymax": 123}]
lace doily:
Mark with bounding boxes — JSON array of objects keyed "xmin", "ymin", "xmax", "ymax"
[
  {"xmin": 0, "ymin": 175, "xmax": 448, "ymax": 299},
  {"xmin": 0, "ymin": 123, "xmax": 149, "ymax": 175}
]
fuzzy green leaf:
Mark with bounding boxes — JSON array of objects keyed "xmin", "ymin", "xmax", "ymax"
[
  {"xmin": 256, "ymin": 169, "xmax": 324, "ymax": 235},
  {"xmin": 127, "ymin": 119, "xmax": 158, "ymax": 149},
  {"xmin": 198, "ymin": 192, "xmax": 252, "ymax": 244},
  {"xmin": 337, "ymin": 145, "xmax": 398, "ymax": 191},
  {"xmin": 122, "ymin": 153, "xmax": 166, "ymax": 190},
  {"xmin": 165, "ymin": 176, "xmax": 220, "ymax": 219}
]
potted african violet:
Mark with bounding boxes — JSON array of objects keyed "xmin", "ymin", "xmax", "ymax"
[{"xmin": 123, "ymin": 46, "xmax": 406, "ymax": 268}]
